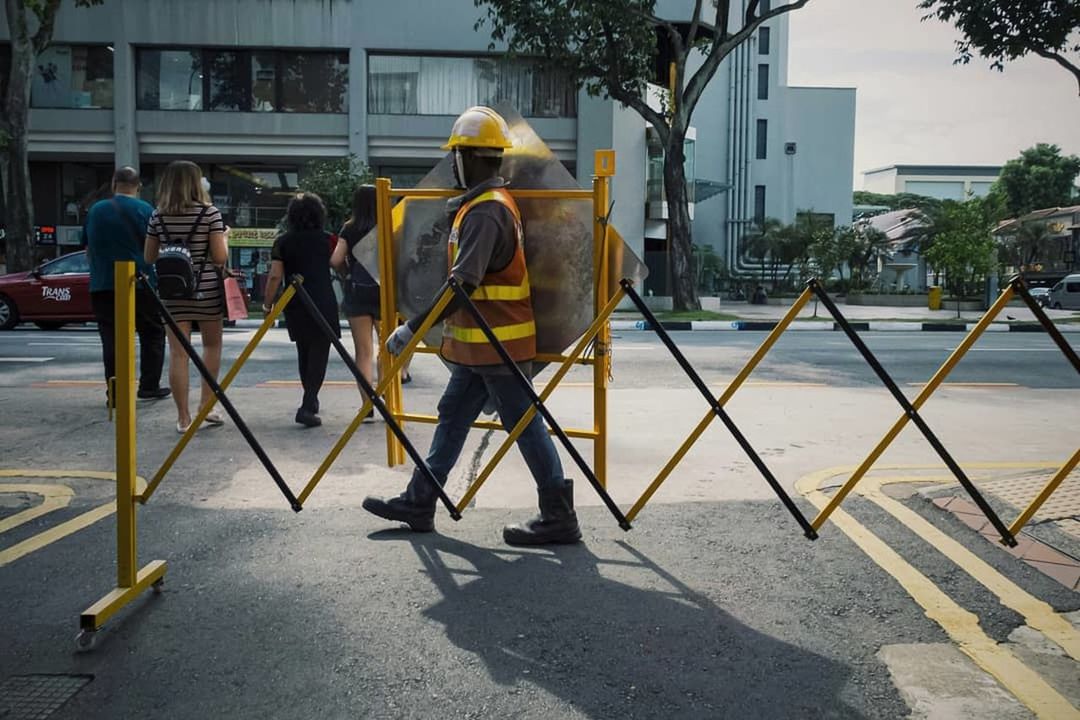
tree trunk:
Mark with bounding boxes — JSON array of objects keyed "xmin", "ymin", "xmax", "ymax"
[
  {"xmin": 2, "ymin": 3, "xmax": 38, "ymax": 273},
  {"xmin": 663, "ymin": 132, "xmax": 699, "ymax": 311}
]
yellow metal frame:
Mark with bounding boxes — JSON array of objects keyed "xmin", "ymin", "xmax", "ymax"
[
  {"xmin": 364, "ymin": 151, "xmax": 617, "ymax": 503},
  {"xmin": 80, "ymin": 262, "xmax": 167, "ymax": 635},
  {"xmin": 809, "ymin": 284, "xmax": 1017, "ymax": 532},
  {"xmin": 624, "ymin": 287, "xmax": 814, "ymax": 522},
  {"xmin": 1006, "ymin": 448, "xmax": 1080, "ymax": 536},
  {"xmin": 140, "ymin": 281, "xmax": 299, "ymax": 503}
]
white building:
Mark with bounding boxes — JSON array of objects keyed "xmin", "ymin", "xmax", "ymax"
[
  {"xmin": 862, "ymin": 164, "xmax": 1002, "ymax": 201},
  {"xmin": 1, "ymin": 0, "xmax": 856, "ymax": 295}
]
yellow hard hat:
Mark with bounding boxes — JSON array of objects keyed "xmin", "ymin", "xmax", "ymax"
[{"xmin": 442, "ymin": 106, "xmax": 513, "ymax": 151}]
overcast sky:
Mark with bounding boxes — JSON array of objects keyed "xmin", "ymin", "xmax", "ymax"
[{"xmin": 785, "ymin": 0, "xmax": 1079, "ymax": 189}]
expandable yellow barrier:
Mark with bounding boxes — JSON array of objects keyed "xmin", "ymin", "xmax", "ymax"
[{"xmin": 77, "ymin": 262, "xmax": 166, "ymax": 651}]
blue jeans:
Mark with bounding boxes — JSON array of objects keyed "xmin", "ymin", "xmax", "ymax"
[{"xmin": 406, "ymin": 365, "xmax": 566, "ymax": 505}]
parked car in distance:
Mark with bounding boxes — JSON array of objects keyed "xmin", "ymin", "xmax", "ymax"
[
  {"xmin": 0, "ymin": 251, "xmax": 92, "ymax": 330},
  {"xmin": 1047, "ymin": 274, "xmax": 1080, "ymax": 310},
  {"xmin": 1029, "ymin": 286, "xmax": 1050, "ymax": 307}
]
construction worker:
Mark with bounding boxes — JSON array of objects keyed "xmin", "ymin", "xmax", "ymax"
[{"xmin": 362, "ymin": 106, "xmax": 581, "ymax": 546}]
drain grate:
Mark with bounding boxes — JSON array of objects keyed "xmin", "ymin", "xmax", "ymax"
[{"xmin": 0, "ymin": 674, "xmax": 93, "ymax": 720}]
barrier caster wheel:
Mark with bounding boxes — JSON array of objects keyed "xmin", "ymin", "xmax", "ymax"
[
  {"xmin": 152, "ymin": 578, "xmax": 164, "ymax": 594},
  {"xmin": 75, "ymin": 630, "xmax": 97, "ymax": 652}
]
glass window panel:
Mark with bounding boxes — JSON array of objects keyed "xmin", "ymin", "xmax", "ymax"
[
  {"xmin": 757, "ymin": 64, "xmax": 769, "ymax": 100},
  {"xmin": 368, "ymin": 54, "xmax": 575, "ymax": 117},
  {"xmin": 137, "ymin": 49, "xmax": 202, "ymax": 110},
  {"xmin": 754, "ymin": 185, "xmax": 766, "ymax": 225},
  {"xmin": 756, "ymin": 118, "xmax": 767, "ymax": 159},
  {"xmin": 758, "ymin": 27, "xmax": 770, "ymax": 55},
  {"xmin": 211, "ymin": 164, "xmax": 299, "ymax": 229},
  {"xmin": 31, "ymin": 45, "xmax": 113, "ymax": 108},
  {"xmin": 207, "ymin": 50, "xmax": 247, "ymax": 111},
  {"xmin": 280, "ymin": 52, "xmax": 348, "ymax": 113},
  {"xmin": 42, "ymin": 252, "xmax": 89, "ymax": 275},
  {"xmin": 251, "ymin": 52, "xmax": 277, "ymax": 112}
]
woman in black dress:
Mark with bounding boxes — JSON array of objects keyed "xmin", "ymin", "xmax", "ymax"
[
  {"xmin": 331, "ymin": 186, "xmax": 381, "ymax": 390},
  {"xmin": 263, "ymin": 193, "xmax": 340, "ymax": 427}
]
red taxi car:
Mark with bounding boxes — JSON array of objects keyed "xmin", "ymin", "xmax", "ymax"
[{"xmin": 0, "ymin": 250, "xmax": 93, "ymax": 330}]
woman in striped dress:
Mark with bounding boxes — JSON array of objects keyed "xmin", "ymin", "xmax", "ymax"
[{"xmin": 144, "ymin": 161, "xmax": 229, "ymax": 433}]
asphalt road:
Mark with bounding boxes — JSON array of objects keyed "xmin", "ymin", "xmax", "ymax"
[
  {"xmin": 0, "ymin": 325, "xmax": 1077, "ymax": 389},
  {"xmin": 1, "ymin": 323, "xmax": 1078, "ymax": 719}
]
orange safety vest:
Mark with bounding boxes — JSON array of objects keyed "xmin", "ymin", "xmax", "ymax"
[{"xmin": 441, "ymin": 188, "xmax": 537, "ymax": 366}]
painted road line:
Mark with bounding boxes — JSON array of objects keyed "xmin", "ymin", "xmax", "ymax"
[
  {"xmin": 0, "ymin": 484, "xmax": 73, "ymax": 534},
  {"xmin": 855, "ymin": 469, "xmax": 1080, "ymax": 662},
  {"xmin": 797, "ymin": 466, "xmax": 1080, "ymax": 719},
  {"xmin": 907, "ymin": 382, "xmax": 1020, "ymax": 388},
  {"xmin": 0, "ymin": 357, "xmax": 53, "ymax": 363},
  {"xmin": 30, "ymin": 380, "xmax": 105, "ymax": 388},
  {"xmin": 0, "ymin": 469, "xmax": 146, "ymax": 568},
  {"xmin": 946, "ymin": 348, "xmax": 1064, "ymax": 352}
]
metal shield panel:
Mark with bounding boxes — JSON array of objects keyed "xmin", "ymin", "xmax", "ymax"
[{"xmin": 353, "ymin": 104, "xmax": 647, "ymax": 354}]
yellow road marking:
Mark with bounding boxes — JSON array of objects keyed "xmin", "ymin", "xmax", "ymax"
[
  {"xmin": 0, "ymin": 484, "xmax": 73, "ymax": 534},
  {"xmin": 855, "ymin": 471, "xmax": 1080, "ymax": 662},
  {"xmin": 906, "ymin": 382, "xmax": 1020, "ymax": 388},
  {"xmin": 797, "ymin": 464, "xmax": 1080, "ymax": 719},
  {"xmin": 30, "ymin": 380, "xmax": 105, "ymax": 388},
  {"xmin": 0, "ymin": 469, "xmax": 146, "ymax": 568}
]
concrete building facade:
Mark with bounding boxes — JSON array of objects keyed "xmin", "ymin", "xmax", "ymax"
[
  {"xmin": 862, "ymin": 164, "xmax": 1002, "ymax": 201},
  {"xmin": 1, "ymin": 0, "xmax": 855, "ymax": 295}
]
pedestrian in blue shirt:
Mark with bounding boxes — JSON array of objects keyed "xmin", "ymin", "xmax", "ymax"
[{"xmin": 85, "ymin": 166, "xmax": 169, "ymax": 405}]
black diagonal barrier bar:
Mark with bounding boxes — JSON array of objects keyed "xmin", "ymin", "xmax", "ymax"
[
  {"xmin": 446, "ymin": 277, "xmax": 632, "ymax": 531},
  {"xmin": 1010, "ymin": 276, "xmax": 1080, "ymax": 374},
  {"xmin": 808, "ymin": 278, "xmax": 1017, "ymax": 547},
  {"xmin": 291, "ymin": 278, "xmax": 461, "ymax": 520},
  {"xmin": 620, "ymin": 279, "xmax": 818, "ymax": 539},
  {"xmin": 138, "ymin": 275, "xmax": 302, "ymax": 511}
]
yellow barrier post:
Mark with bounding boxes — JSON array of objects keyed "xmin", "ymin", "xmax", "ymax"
[
  {"xmin": 77, "ymin": 261, "xmax": 166, "ymax": 650},
  {"xmin": 1008, "ymin": 448, "xmax": 1080, "ymax": 536},
  {"xmin": 593, "ymin": 149, "xmax": 614, "ymax": 488},
  {"xmin": 810, "ymin": 284, "xmax": 1016, "ymax": 533},
  {"xmin": 624, "ymin": 286, "xmax": 814, "ymax": 522},
  {"xmin": 376, "ymin": 178, "xmax": 406, "ymax": 466}
]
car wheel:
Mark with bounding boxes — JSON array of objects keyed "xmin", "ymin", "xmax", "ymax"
[
  {"xmin": 34, "ymin": 321, "xmax": 66, "ymax": 331},
  {"xmin": 1052, "ymin": 302, "xmax": 1062, "ymax": 309},
  {"xmin": 0, "ymin": 295, "xmax": 19, "ymax": 330}
]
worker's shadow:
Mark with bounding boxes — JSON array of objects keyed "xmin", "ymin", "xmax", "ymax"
[{"xmin": 371, "ymin": 531, "xmax": 866, "ymax": 719}]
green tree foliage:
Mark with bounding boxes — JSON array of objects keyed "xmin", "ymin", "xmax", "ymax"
[
  {"xmin": 297, "ymin": 156, "xmax": 374, "ymax": 233},
  {"xmin": 474, "ymin": 0, "xmax": 812, "ymax": 310},
  {"xmin": 853, "ymin": 190, "xmax": 943, "ymax": 216},
  {"xmin": 924, "ymin": 198, "xmax": 996, "ymax": 311},
  {"xmin": 992, "ymin": 143, "xmax": 1080, "ymax": 218},
  {"xmin": 918, "ymin": 0, "xmax": 1080, "ymax": 95},
  {"xmin": 2, "ymin": 0, "xmax": 102, "ymax": 272}
]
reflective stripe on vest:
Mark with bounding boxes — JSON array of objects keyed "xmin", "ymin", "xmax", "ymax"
[{"xmin": 442, "ymin": 188, "xmax": 536, "ymax": 366}]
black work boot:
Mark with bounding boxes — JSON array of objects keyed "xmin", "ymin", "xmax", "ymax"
[
  {"xmin": 362, "ymin": 492, "xmax": 436, "ymax": 533},
  {"xmin": 503, "ymin": 480, "xmax": 582, "ymax": 546}
]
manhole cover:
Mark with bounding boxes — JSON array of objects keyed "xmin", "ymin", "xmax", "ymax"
[{"xmin": 0, "ymin": 674, "xmax": 93, "ymax": 720}]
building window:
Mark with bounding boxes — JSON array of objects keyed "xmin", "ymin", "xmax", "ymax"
[
  {"xmin": 0, "ymin": 45, "xmax": 9, "ymax": 98},
  {"xmin": 754, "ymin": 185, "xmax": 766, "ymax": 225},
  {"xmin": 137, "ymin": 49, "xmax": 202, "ymax": 110},
  {"xmin": 757, "ymin": 64, "xmax": 769, "ymax": 100},
  {"xmin": 758, "ymin": 27, "xmax": 771, "ymax": 54},
  {"xmin": 756, "ymin": 119, "xmax": 767, "ymax": 160},
  {"xmin": 30, "ymin": 45, "xmax": 113, "ymax": 108},
  {"xmin": 136, "ymin": 48, "xmax": 347, "ymax": 112},
  {"xmin": 367, "ymin": 54, "xmax": 577, "ymax": 117},
  {"xmin": 280, "ymin": 52, "xmax": 349, "ymax": 112},
  {"xmin": 759, "ymin": 0, "xmax": 771, "ymax": 13},
  {"xmin": 206, "ymin": 50, "xmax": 246, "ymax": 111}
]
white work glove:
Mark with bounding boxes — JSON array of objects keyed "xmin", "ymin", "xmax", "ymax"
[{"xmin": 386, "ymin": 324, "xmax": 415, "ymax": 355}]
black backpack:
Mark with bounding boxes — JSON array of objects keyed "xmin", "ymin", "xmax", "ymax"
[{"xmin": 154, "ymin": 205, "xmax": 211, "ymax": 300}]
